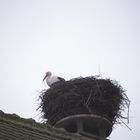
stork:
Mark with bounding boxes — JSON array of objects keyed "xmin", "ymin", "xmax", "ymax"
[{"xmin": 43, "ymin": 71, "xmax": 65, "ymax": 87}]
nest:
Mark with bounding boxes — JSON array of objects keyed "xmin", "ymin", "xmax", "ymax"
[{"xmin": 39, "ymin": 76, "xmax": 130, "ymax": 126}]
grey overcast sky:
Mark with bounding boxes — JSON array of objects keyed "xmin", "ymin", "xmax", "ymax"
[{"xmin": 0, "ymin": 0, "xmax": 140, "ymax": 139}]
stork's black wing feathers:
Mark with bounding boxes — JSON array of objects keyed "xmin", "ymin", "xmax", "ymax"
[{"xmin": 57, "ymin": 77, "xmax": 65, "ymax": 82}]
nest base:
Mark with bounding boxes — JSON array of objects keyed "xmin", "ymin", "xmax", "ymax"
[{"xmin": 55, "ymin": 114, "xmax": 112, "ymax": 139}]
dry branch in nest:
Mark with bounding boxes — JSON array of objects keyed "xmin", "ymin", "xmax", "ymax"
[{"xmin": 39, "ymin": 76, "xmax": 130, "ymax": 127}]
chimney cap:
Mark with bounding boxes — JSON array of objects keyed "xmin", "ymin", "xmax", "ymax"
[{"xmin": 55, "ymin": 114, "xmax": 112, "ymax": 139}]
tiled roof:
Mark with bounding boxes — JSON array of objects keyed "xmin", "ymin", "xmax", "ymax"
[{"xmin": 0, "ymin": 110, "xmax": 92, "ymax": 140}]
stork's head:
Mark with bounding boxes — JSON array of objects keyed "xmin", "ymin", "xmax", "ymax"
[{"xmin": 43, "ymin": 71, "xmax": 52, "ymax": 81}]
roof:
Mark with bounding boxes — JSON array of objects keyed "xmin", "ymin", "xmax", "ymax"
[{"xmin": 0, "ymin": 110, "xmax": 92, "ymax": 140}]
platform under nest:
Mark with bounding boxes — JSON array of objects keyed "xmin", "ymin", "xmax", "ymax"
[{"xmin": 39, "ymin": 76, "xmax": 130, "ymax": 126}]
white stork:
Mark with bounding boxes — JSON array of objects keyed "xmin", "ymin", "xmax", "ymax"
[{"xmin": 43, "ymin": 71, "xmax": 65, "ymax": 87}]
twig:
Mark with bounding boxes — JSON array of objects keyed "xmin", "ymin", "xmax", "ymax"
[
  {"xmin": 85, "ymin": 89, "xmax": 92, "ymax": 106},
  {"xmin": 118, "ymin": 118, "xmax": 132, "ymax": 131}
]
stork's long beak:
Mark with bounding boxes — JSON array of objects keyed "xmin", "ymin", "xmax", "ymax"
[{"xmin": 43, "ymin": 74, "xmax": 47, "ymax": 81}]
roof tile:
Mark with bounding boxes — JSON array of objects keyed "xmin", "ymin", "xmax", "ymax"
[{"xmin": 0, "ymin": 110, "xmax": 92, "ymax": 140}]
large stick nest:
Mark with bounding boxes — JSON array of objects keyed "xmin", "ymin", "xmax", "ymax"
[{"xmin": 39, "ymin": 76, "xmax": 130, "ymax": 126}]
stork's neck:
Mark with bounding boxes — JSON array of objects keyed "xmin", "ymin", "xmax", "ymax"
[{"xmin": 46, "ymin": 75, "xmax": 51, "ymax": 80}]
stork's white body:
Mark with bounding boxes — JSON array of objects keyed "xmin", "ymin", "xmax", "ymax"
[{"xmin": 45, "ymin": 76, "xmax": 62, "ymax": 87}]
